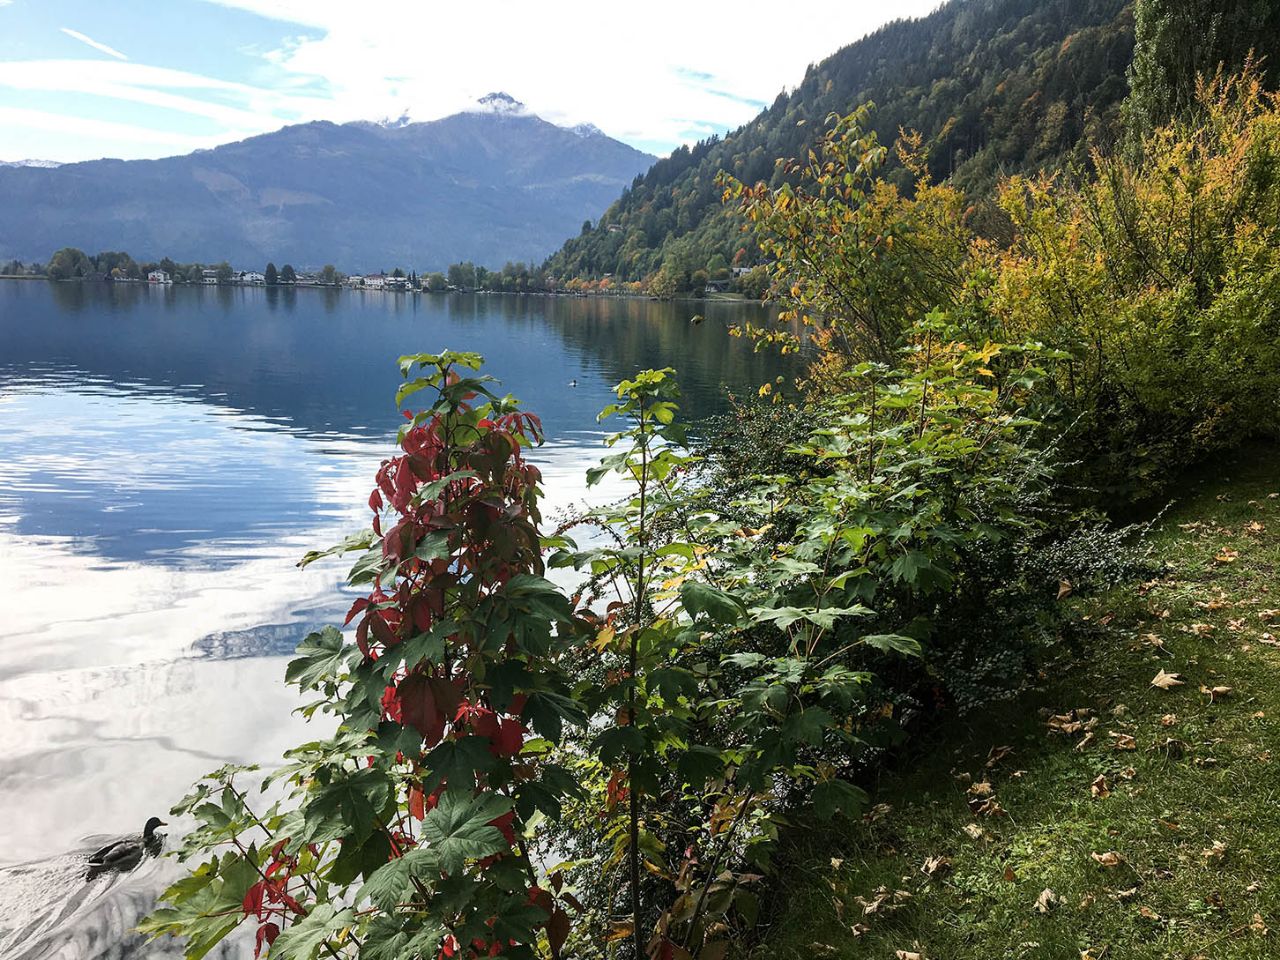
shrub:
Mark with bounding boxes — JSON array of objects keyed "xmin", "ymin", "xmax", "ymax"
[{"xmin": 989, "ymin": 70, "xmax": 1280, "ymax": 495}]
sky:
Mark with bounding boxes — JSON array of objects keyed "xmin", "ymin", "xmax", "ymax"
[{"xmin": 0, "ymin": 0, "xmax": 942, "ymax": 164}]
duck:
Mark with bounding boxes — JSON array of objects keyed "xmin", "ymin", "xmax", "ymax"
[
  {"xmin": 568, "ymin": 379, "xmax": 578, "ymax": 387},
  {"xmin": 85, "ymin": 816, "xmax": 166, "ymax": 879}
]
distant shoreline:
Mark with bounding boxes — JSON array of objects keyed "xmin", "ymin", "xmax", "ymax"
[{"xmin": 0, "ymin": 275, "xmax": 757, "ymax": 304}]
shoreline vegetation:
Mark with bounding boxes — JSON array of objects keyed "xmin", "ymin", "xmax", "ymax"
[
  {"xmin": 2, "ymin": 248, "xmax": 769, "ymax": 301},
  {"xmin": 142, "ymin": 56, "xmax": 1280, "ymax": 960}
]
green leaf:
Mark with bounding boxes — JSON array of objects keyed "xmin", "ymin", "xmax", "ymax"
[
  {"xmin": 783, "ymin": 706, "xmax": 834, "ymax": 746},
  {"xmin": 680, "ymin": 581, "xmax": 748, "ymax": 625},
  {"xmin": 297, "ymin": 530, "xmax": 375, "ymax": 570},
  {"xmin": 358, "ymin": 848, "xmax": 440, "ymax": 909},
  {"xmin": 889, "ymin": 549, "xmax": 930, "ymax": 584},
  {"xmin": 413, "ymin": 531, "xmax": 452, "ymax": 563},
  {"xmin": 286, "ymin": 627, "xmax": 350, "ymax": 690},
  {"xmin": 303, "ymin": 768, "xmax": 391, "ymax": 844},
  {"xmin": 812, "ymin": 779, "xmax": 869, "ymax": 820},
  {"xmin": 751, "ymin": 604, "xmax": 872, "ymax": 630},
  {"xmin": 523, "ymin": 691, "xmax": 587, "ymax": 742},
  {"xmin": 859, "ymin": 633, "xmax": 923, "ymax": 657},
  {"xmin": 420, "ymin": 790, "xmax": 513, "ymax": 874},
  {"xmin": 271, "ymin": 904, "xmax": 357, "ymax": 960},
  {"xmin": 420, "ymin": 736, "xmax": 497, "ymax": 792},
  {"xmin": 347, "ymin": 545, "xmax": 386, "ymax": 586},
  {"xmin": 677, "ymin": 745, "xmax": 725, "ymax": 785}
]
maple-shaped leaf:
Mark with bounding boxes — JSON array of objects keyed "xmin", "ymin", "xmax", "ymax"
[
  {"xmin": 420, "ymin": 789, "xmax": 513, "ymax": 873},
  {"xmin": 303, "ymin": 768, "xmax": 391, "ymax": 844},
  {"xmin": 286, "ymin": 627, "xmax": 353, "ymax": 691},
  {"xmin": 1151, "ymin": 670, "xmax": 1185, "ymax": 690},
  {"xmin": 1090, "ymin": 850, "xmax": 1125, "ymax": 868},
  {"xmin": 358, "ymin": 848, "xmax": 440, "ymax": 910},
  {"xmin": 270, "ymin": 904, "xmax": 357, "ymax": 960}
]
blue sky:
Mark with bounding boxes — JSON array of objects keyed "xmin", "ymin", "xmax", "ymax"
[{"xmin": 0, "ymin": 0, "xmax": 941, "ymax": 163}]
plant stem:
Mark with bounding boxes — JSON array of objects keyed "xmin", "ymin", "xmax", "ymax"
[{"xmin": 629, "ymin": 405, "xmax": 649, "ymax": 960}]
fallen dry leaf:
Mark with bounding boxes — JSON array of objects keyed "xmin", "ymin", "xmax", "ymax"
[
  {"xmin": 967, "ymin": 781, "xmax": 994, "ymax": 799},
  {"xmin": 1033, "ymin": 888, "xmax": 1061, "ymax": 914},
  {"xmin": 921, "ymin": 855, "xmax": 952, "ymax": 880},
  {"xmin": 894, "ymin": 952, "xmax": 924, "ymax": 960},
  {"xmin": 1074, "ymin": 732, "xmax": 1096, "ymax": 751},
  {"xmin": 1160, "ymin": 713, "xmax": 1178, "ymax": 726},
  {"xmin": 1152, "ymin": 669, "xmax": 1185, "ymax": 690},
  {"xmin": 1110, "ymin": 732, "xmax": 1138, "ymax": 751},
  {"xmin": 962, "ymin": 823, "xmax": 987, "ymax": 841},
  {"xmin": 1091, "ymin": 851, "xmax": 1126, "ymax": 868},
  {"xmin": 1251, "ymin": 913, "xmax": 1268, "ymax": 935},
  {"xmin": 1190, "ymin": 622, "xmax": 1216, "ymax": 636},
  {"xmin": 1057, "ymin": 579, "xmax": 1073, "ymax": 600},
  {"xmin": 1091, "ymin": 774, "xmax": 1111, "ymax": 798},
  {"xmin": 1138, "ymin": 905, "xmax": 1161, "ymax": 921},
  {"xmin": 1215, "ymin": 547, "xmax": 1240, "ymax": 564},
  {"xmin": 850, "ymin": 923, "xmax": 870, "ymax": 937},
  {"xmin": 1200, "ymin": 684, "xmax": 1233, "ymax": 701},
  {"xmin": 985, "ymin": 744, "xmax": 1014, "ymax": 768},
  {"xmin": 1118, "ymin": 766, "xmax": 1137, "ymax": 780},
  {"xmin": 1202, "ymin": 840, "xmax": 1229, "ymax": 867},
  {"xmin": 1003, "ymin": 865, "xmax": 1016, "ymax": 882},
  {"xmin": 970, "ymin": 797, "xmax": 1006, "ymax": 818}
]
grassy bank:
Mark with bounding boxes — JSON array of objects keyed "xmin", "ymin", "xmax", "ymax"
[{"xmin": 756, "ymin": 444, "xmax": 1280, "ymax": 960}]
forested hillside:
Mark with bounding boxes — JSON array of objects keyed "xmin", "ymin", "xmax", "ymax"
[{"xmin": 547, "ymin": 0, "xmax": 1136, "ymax": 284}]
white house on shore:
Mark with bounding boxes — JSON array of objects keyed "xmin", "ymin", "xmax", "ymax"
[
  {"xmin": 238, "ymin": 271, "xmax": 265, "ymax": 284},
  {"xmin": 147, "ymin": 269, "xmax": 170, "ymax": 284},
  {"xmin": 201, "ymin": 269, "xmax": 219, "ymax": 285},
  {"xmin": 363, "ymin": 275, "xmax": 386, "ymax": 290}
]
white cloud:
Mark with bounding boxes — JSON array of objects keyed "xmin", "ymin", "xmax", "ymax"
[
  {"xmin": 0, "ymin": 104, "xmax": 255, "ymax": 152},
  {"xmin": 196, "ymin": 0, "xmax": 944, "ymax": 151},
  {"xmin": 0, "ymin": 59, "xmax": 311, "ymax": 129},
  {"xmin": 2, "ymin": 1, "xmax": 943, "ymax": 162},
  {"xmin": 60, "ymin": 27, "xmax": 130, "ymax": 61}
]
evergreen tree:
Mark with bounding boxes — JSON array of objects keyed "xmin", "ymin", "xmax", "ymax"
[
  {"xmin": 265, "ymin": 262, "xmax": 278, "ymax": 285},
  {"xmin": 1126, "ymin": 0, "xmax": 1279, "ymax": 136},
  {"xmin": 281, "ymin": 263, "xmax": 296, "ymax": 284}
]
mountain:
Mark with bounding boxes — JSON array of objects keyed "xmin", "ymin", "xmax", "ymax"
[
  {"xmin": 0, "ymin": 95, "xmax": 654, "ymax": 271},
  {"xmin": 545, "ymin": 0, "xmax": 1136, "ymax": 282}
]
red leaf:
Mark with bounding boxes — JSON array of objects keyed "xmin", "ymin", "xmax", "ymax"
[
  {"xmin": 344, "ymin": 597, "xmax": 370, "ymax": 626},
  {"xmin": 242, "ymin": 881, "xmax": 265, "ymax": 918},
  {"xmin": 254, "ymin": 922, "xmax": 280, "ymax": 958},
  {"xmin": 408, "ymin": 785, "xmax": 426, "ymax": 821},
  {"xmin": 547, "ymin": 906, "xmax": 571, "ymax": 957},
  {"xmin": 494, "ymin": 718, "xmax": 524, "ymax": 757},
  {"xmin": 396, "ymin": 674, "xmax": 445, "ymax": 744}
]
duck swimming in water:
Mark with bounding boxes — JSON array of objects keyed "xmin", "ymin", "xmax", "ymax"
[{"xmin": 85, "ymin": 816, "xmax": 166, "ymax": 879}]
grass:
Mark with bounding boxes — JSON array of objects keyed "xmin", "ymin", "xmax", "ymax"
[{"xmin": 755, "ymin": 444, "xmax": 1280, "ymax": 960}]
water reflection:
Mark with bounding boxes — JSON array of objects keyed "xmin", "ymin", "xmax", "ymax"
[{"xmin": 0, "ymin": 280, "xmax": 795, "ymax": 958}]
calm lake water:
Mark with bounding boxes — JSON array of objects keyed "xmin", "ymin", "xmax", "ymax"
[{"xmin": 0, "ymin": 280, "xmax": 794, "ymax": 958}]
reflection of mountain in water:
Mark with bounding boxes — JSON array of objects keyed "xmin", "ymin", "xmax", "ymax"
[
  {"xmin": 0, "ymin": 282, "xmax": 800, "ymax": 443},
  {"xmin": 193, "ymin": 620, "xmax": 326, "ymax": 659}
]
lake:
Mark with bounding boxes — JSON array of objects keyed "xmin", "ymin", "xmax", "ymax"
[{"xmin": 0, "ymin": 280, "xmax": 795, "ymax": 958}]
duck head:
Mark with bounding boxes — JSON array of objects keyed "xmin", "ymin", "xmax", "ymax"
[{"xmin": 143, "ymin": 816, "xmax": 168, "ymax": 839}]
